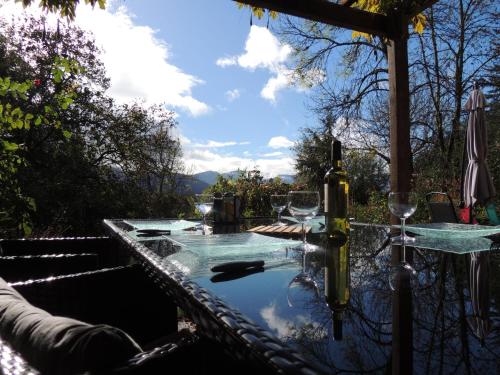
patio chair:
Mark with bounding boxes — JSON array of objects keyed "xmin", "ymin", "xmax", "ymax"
[
  {"xmin": 3, "ymin": 265, "xmax": 262, "ymax": 375},
  {"xmin": 0, "ymin": 267, "xmax": 202, "ymax": 375},
  {"xmin": 10, "ymin": 265, "xmax": 178, "ymax": 345},
  {"xmin": 426, "ymin": 192, "xmax": 459, "ymax": 223},
  {"xmin": 0, "ymin": 253, "xmax": 100, "ymax": 283},
  {"xmin": 0, "ymin": 236, "xmax": 129, "ymax": 268}
]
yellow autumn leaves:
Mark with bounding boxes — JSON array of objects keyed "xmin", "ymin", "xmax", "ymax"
[
  {"xmin": 237, "ymin": 3, "xmax": 278, "ymax": 20},
  {"xmin": 237, "ymin": 1, "xmax": 427, "ymax": 40},
  {"xmin": 352, "ymin": 0, "xmax": 427, "ymax": 40}
]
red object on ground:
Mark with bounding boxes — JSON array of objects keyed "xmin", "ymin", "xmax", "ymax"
[
  {"xmin": 459, "ymin": 206, "xmax": 478, "ymax": 224},
  {"xmin": 34, "ymin": 79, "xmax": 41, "ymax": 86}
]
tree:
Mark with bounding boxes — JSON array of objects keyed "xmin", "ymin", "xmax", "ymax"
[
  {"xmin": 278, "ymin": 0, "xmax": 498, "ymax": 195},
  {"xmin": 13, "ymin": 0, "xmax": 105, "ymax": 20},
  {"xmin": 1, "ymin": 15, "xmax": 188, "ymax": 235},
  {"xmin": 205, "ymin": 170, "xmax": 293, "ymax": 217},
  {"xmin": 293, "ymin": 116, "xmax": 388, "ymax": 206}
]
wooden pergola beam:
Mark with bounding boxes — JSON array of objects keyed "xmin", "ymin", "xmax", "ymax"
[
  {"xmin": 410, "ymin": 0, "xmax": 439, "ymax": 16},
  {"xmin": 234, "ymin": 0, "xmax": 395, "ymax": 38},
  {"xmin": 339, "ymin": 0, "xmax": 357, "ymax": 6}
]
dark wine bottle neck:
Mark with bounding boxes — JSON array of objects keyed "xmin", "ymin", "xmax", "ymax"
[{"xmin": 331, "ymin": 140, "xmax": 342, "ymax": 167}]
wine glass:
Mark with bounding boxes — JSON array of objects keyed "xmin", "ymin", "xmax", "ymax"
[
  {"xmin": 287, "ymin": 250, "xmax": 320, "ymax": 307},
  {"xmin": 388, "ymin": 243, "xmax": 417, "ymax": 291},
  {"xmin": 288, "ymin": 191, "xmax": 320, "ymax": 251},
  {"xmin": 388, "ymin": 192, "xmax": 418, "ymax": 245},
  {"xmin": 270, "ymin": 194, "xmax": 288, "ymax": 226},
  {"xmin": 194, "ymin": 194, "xmax": 214, "ymax": 235}
]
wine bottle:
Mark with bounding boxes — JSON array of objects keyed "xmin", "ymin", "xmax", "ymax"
[
  {"xmin": 324, "ymin": 139, "xmax": 349, "ymax": 238},
  {"xmin": 324, "ymin": 233, "xmax": 350, "ymax": 341}
]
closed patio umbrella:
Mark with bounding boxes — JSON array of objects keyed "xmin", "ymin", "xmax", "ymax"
[
  {"xmin": 461, "ymin": 84, "xmax": 497, "ymax": 222},
  {"xmin": 467, "ymin": 251, "xmax": 491, "ymax": 345}
]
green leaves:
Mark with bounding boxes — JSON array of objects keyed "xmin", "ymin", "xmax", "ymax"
[{"xmin": 2, "ymin": 140, "xmax": 20, "ymax": 151}]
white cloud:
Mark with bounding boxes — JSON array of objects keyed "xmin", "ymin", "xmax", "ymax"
[
  {"xmin": 216, "ymin": 25, "xmax": 324, "ymax": 103},
  {"xmin": 268, "ymin": 136, "xmax": 294, "ymax": 149},
  {"xmin": 260, "ymin": 303, "xmax": 293, "ymax": 338},
  {"xmin": 261, "ymin": 70, "xmax": 291, "ymax": 102},
  {"xmin": 236, "ymin": 26, "xmax": 292, "ymax": 71},
  {"xmin": 193, "ymin": 140, "xmax": 250, "ymax": 148},
  {"xmin": 225, "ymin": 89, "xmax": 241, "ymax": 102},
  {"xmin": 216, "ymin": 56, "xmax": 237, "ymax": 67},
  {"xmin": 1, "ymin": 1, "xmax": 210, "ymax": 116},
  {"xmin": 216, "ymin": 26, "xmax": 292, "ymax": 102},
  {"xmin": 261, "ymin": 151, "xmax": 284, "ymax": 157},
  {"xmin": 183, "ymin": 145, "xmax": 295, "ymax": 177}
]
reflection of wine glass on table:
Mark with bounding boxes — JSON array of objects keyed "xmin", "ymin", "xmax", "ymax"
[
  {"xmin": 270, "ymin": 194, "xmax": 288, "ymax": 226},
  {"xmin": 388, "ymin": 192, "xmax": 417, "ymax": 245},
  {"xmin": 287, "ymin": 250, "xmax": 320, "ymax": 307},
  {"xmin": 288, "ymin": 191, "xmax": 320, "ymax": 251},
  {"xmin": 388, "ymin": 243, "xmax": 417, "ymax": 291},
  {"xmin": 194, "ymin": 194, "xmax": 213, "ymax": 235}
]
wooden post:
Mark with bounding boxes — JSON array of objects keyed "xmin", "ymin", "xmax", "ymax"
[
  {"xmin": 391, "ymin": 244, "xmax": 413, "ymax": 375},
  {"xmin": 388, "ymin": 15, "xmax": 412, "ymax": 202},
  {"xmin": 388, "ymin": 14, "xmax": 413, "ymax": 263},
  {"xmin": 388, "ymin": 15, "xmax": 413, "ymax": 375}
]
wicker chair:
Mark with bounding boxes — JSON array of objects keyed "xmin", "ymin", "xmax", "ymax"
[
  {"xmin": 0, "ymin": 253, "xmax": 100, "ymax": 283},
  {"xmin": 0, "ymin": 236, "xmax": 128, "ymax": 268},
  {"xmin": 11, "ymin": 265, "xmax": 178, "ymax": 345},
  {"xmin": 2, "ymin": 264, "xmax": 259, "ymax": 375},
  {"xmin": 0, "ymin": 265, "xmax": 203, "ymax": 375},
  {"xmin": 426, "ymin": 192, "xmax": 459, "ymax": 223}
]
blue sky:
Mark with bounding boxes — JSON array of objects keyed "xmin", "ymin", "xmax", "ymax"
[{"xmin": 3, "ymin": 0, "xmax": 322, "ymax": 177}]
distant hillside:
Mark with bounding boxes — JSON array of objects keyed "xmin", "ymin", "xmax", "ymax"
[
  {"xmin": 277, "ymin": 174, "xmax": 295, "ymax": 184},
  {"xmin": 192, "ymin": 170, "xmax": 242, "ymax": 185},
  {"xmin": 192, "ymin": 171, "xmax": 220, "ymax": 186},
  {"xmin": 176, "ymin": 175, "xmax": 210, "ymax": 194}
]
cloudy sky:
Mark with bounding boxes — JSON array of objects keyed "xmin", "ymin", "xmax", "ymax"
[{"xmin": 2, "ymin": 0, "xmax": 320, "ymax": 177}]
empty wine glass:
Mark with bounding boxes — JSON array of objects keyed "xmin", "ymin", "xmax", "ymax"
[
  {"xmin": 270, "ymin": 194, "xmax": 288, "ymax": 226},
  {"xmin": 287, "ymin": 250, "xmax": 320, "ymax": 308},
  {"xmin": 388, "ymin": 192, "xmax": 418, "ymax": 245},
  {"xmin": 194, "ymin": 194, "xmax": 214, "ymax": 235},
  {"xmin": 288, "ymin": 191, "xmax": 320, "ymax": 251},
  {"xmin": 389, "ymin": 243, "xmax": 417, "ymax": 291}
]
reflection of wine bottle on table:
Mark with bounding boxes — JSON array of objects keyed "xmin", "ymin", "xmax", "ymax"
[
  {"xmin": 324, "ymin": 138, "xmax": 349, "ymax": 238},
  {"xmin": 325, "ymin": 234, "xmax": 350, "ymax": 341}
]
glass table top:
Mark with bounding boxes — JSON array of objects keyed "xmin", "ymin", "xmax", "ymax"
[{"xmin": 113, "ymin": 220, "xmax": 500, "ymax": 374}]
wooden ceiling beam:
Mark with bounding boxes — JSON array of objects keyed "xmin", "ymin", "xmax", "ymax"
[
  {"xmin": 339, "ymin": 0, "xmax": 357, "ymax": 6},
  {"xmin": 234, "ymin": 0, "xmax": 396, "ymax": 39},
  {"xmin": 410, "ymin": 0, "xmax": 439, "ymax": 17}
]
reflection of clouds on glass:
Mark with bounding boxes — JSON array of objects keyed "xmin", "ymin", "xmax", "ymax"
[
  {"xmin": 260, "ymin": 302, "xmax": 293, "ymax": 338},
  {"xmin": 260, "ymin": 302, "xmax": 322, "ymax": 340}
]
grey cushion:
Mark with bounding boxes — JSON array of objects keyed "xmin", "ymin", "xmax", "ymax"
[{"xmin": 0, "ymin": 278, "xmax": 142, "ymax": 374}]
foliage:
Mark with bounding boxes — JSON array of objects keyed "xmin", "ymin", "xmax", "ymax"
[
  {"xmin": 236, "ymin": 2, "xmax": 278, "ymax": 21},
  {"xmin": 14, "ymin": 0, "xmax": 105, "ymax": 20},
  {"xmin": 0, "ymin": 18, "xmax": 84, "ymax": 236},
  {"xmin": 204, "ymin": 170, "xmax": 295, "ymax": 217},
  {"xmin": 279, "ymin": 0, "xmax": 497, "ymax": 199},
  {"xmin": 0, "ymin": 15, "xmax": 188, "ymax": 237},
  {"xmin": 293, "ymin": 117, "xmax": 389, "ymax": 206},
  {"xmin": 352, "ymin": 0, "xmax": 427, "ymax": 39},
  {"xmin": 350, "ymin": 191, "xmax": 389, "ymax": 224}
]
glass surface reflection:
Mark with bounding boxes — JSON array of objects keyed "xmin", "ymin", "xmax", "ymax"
[
  {"xmin": 137, "ymin": 222, "xmax": 500, "ymax": 374},
  {"xmin": 324, "ymin": 233, "xmax": 350, "ymax": 341}
]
